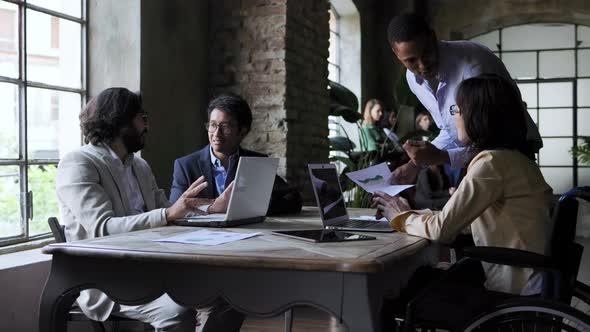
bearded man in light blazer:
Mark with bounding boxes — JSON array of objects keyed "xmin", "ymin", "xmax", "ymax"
[{"xmin": 56, "ymin": 88, "xmax": 244, "ymax": 332}]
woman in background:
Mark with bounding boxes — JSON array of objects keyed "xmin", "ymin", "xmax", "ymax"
[{"xmin": 361, "ymin": 98, "xmax": 386, "ymax": 152}]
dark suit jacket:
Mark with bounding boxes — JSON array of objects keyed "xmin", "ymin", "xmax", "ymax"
[{"xmin": 170, "ymin": 145, "xmax": 302, "ymax": 215}]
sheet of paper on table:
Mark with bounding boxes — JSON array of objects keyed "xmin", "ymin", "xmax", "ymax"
[
  {"xmin": 345, "ymin": 162, "xmax": 414, "ymax": 196},
  {"xmin": 154, "ymin": 230, "xmax": 261, "ymax": 246}
]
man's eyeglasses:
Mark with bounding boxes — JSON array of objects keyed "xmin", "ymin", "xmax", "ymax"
[
  {"xmin": 449, "ymin": 105, "xmax": 460, "ymax": 116},
  {"xmin": 138, "ymin": 111, "xmax": 149, "ymax": 121},
  {"xmin": 205, "ymin": 122, "xmax": 235, "ymax": 134}
]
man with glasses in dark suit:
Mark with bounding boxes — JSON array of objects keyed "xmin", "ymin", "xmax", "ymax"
[{"xmin": 170, "ymin": 93, "xmax": 302, "ymax": 214}]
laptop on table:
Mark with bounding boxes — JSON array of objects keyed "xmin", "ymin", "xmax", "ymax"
[
  {"xmin": 308, "ymin": 163, "xmax": 394, "ymax": 233},
  {"xmin": 173, "ymin": 157, "xmax": 279, "ymax": 227}
]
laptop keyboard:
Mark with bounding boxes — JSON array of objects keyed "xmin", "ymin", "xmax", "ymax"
[{"xmin": 333, "ymin": 219, "xmax": 380, "ymax": 228}]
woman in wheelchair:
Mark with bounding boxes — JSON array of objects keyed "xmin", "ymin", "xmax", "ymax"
[{"xmin": 373, "ymin": 73, "xmax": 553, "ymax": 295}]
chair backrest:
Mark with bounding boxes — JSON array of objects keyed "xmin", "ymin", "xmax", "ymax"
[
  {"xmin": 47, "ymin": 217, "xmax": 66, "ymax": 243},
  {"xmin": 548, "ymin": 186, "xmax": 590, "ymax": 301}
]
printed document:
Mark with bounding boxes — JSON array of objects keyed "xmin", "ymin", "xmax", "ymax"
[
  {"xmin": 154, "ymin": 230, "xmax": 260, "ymax": 246},
  {"xmin": 346, "ymin": 162, "xmax": 414, "ymax": 196}
]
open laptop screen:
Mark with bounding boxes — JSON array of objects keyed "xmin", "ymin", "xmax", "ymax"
[{"xmin": 309, "ymin": 165, "xmax": 348, "ymax": 221}]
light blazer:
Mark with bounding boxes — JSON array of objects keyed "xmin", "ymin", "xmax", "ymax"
[
  {"xmin": 170, "ymin": 145, "xmax": 302, "ymax": 214},
  {"xmin": 56, "ymin": 143, "xmax": 170, "ymax": 321}
]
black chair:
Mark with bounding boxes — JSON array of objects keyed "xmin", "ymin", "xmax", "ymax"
[
  {"xmin": 398, "ymin": 186, "xmax": 590, "ymax": 331},
  {"xmin": 47, "ymin": 217, "xmax": 149, "ymax": 332}
]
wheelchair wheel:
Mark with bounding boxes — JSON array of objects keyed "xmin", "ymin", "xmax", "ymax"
[
  {"xmin": 462, "ymin": 298, "xmax": 590, "ymax": 332},
  {"xmin": 572, "ymin": 281, "xmax": 590, "ymax": 317}
]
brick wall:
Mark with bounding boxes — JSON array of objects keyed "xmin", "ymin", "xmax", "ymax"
[
  {"xmin": 208, "ymin": 0, "xmax": 330, "ymax": 199},
  {"xmin": 284, "ymin": 0, "xmax": 331, "ymax": 198}
]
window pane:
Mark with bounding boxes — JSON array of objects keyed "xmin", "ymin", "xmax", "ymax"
[
  {"xmin": 27, "ymin": 88, "xmax": 81, "ymax": 159},
  {"xmin": 471, "ymin": 30, "xmax": 499, "ymax": 51},
  {"xmin": 539, "ymin": 82, "xmax": 572, "ymax": 107},
  {"xmin": 539, "ymin": 108, "xmax": 572, "ymax": 136},
  {"xmin": 578, "ymin": 108, "xmax": 590, "ymax": 136},
  {"xmin": 328, "ymin": 63, "xmax": 339, "ymax": 83},
  {"xmin": 503, "ymin": 24, "xmax": 575, "ymax": 51},
  {"xmin": 518, "ymin": 83, "xmax": 537, "ymax": 108},
  {"xmin": 26, "ymin": 10, "xmax": 81, "ymax": 88},
  {"xmin": 539, "ymin": 50, "xmax": 574, "ymax": 78},
  {"xmin": 27, "ymin": 0, "xmax": 82, "ymax": 19},
  {"xmin": 578, "ymin": 50, "xmax": 590, "ymax": 76},
  {"xmin": 579, "ymin": 168, "xmax": 590, "ymax": 186},
  {"xmin": 329, "ymin": 31, "xmax": 339, "ymax": 66},
  {"xmin": 503, "ymin": 52, "xmax": 536, "ymax": 79},
  {"xmin": 0, "ymin": 2, "xmax": 18, "ymax": 78},
  {"xmin": 540, "ymin": 167, "xmax": 572, "ymax": 195},
  {"xmin": 539, "ymin": 138, "xmax": 573, "ymax": 166},
  {"xmin": 0, "ymin": 165, "xmax": 22, "ymax": 238},
  {"xmin": 329, "ymin": 9, "xmax": 338, "ymax": 33},
  {"xmin": 0, "ymin": 82, "xmax": 19, "ymax": 158},
  {"xmin": 28, "ymin": 165, "xmax": 58, "ymax": 236},
  {"xmin": 578, "ymin": 25, "xmax": 590, "ymax": 48},
  {"xmin": 526, "ymin": 107, "xmax": 538, "ymax": 126},
  {"xmin": 578, "ymin": 79, "xmax": 590, "ymax": 107}
]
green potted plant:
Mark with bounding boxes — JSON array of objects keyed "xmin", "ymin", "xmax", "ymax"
[
  {"xmin": 571, "ymin": 137, "xmax": 590, "ymax": 165},
  {"xmin": 327, "ymin": 80, "xmax": 374, "ymax": 207}
]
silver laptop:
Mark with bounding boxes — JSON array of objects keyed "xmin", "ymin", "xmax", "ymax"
[
  {"xmin": 174, "ymin": 157, "xmax": 279, "ymax": 227},
  {"xmin": 308, "ymin": 163, "xmax": 394, "ymax": 233}
]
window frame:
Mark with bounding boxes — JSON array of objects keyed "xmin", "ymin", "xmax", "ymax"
[
  {"xmin": 328, "ymin": 6, "xmax": 341, "ymax": 84},
  {"xmin": 0, "ymin": 0, "xmax": 87, "ymax": 247},
  {"xmin": 471, "ymin": 23, "xmax": 590, "ymax": 193}
]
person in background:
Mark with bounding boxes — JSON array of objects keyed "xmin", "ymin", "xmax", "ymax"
[
  {"xmin": 383, "ymin": 110, "xmax": 403, "ymax": 152},
  {"xmin": 170, "ymin": 93, "xmax": 302, "ymax": 215},
  {"xmin": 387, "ymin": 13, "xmax": 542, "ymax": 184},
  {"xmin": 56, "ymin": 88, "xmax": 239, "ymax": 332},
  {"xmin": 373, "ymin": 74, "xmax": 553, "ymax": 299},
  {"xmin": 361, "ymin": 98, "xmax": 387, "ymax": 152},
  {"xmin": 403, "ymin": 111, "xmax": 437, "ymax": 145},
  {"xmin": 415, "ymin": 110, "xmax": 433, "ymax": 132}
]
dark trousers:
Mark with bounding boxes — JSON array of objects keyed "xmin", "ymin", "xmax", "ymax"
[{"xmin": 382, "ymin": 260, "xmax": 510, "ymax": 330}]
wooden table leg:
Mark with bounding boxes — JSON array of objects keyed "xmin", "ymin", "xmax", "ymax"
[{"xmin": 38, "ymin": 255, "xmax": 80, "ymax": 332}]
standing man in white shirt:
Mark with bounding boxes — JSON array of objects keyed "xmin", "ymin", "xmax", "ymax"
[{"xmin": 387, "ymin": 13, "xmax": 542, "ymax": 184}]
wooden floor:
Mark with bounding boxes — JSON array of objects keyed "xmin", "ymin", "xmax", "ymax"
[{"xmin": 241, "ymin": 306, "xmax": 347, "ymax": 332}]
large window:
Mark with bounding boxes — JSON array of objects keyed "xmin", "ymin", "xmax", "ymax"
[
  {"xmin": 328, "ymin": 6, "xmax": 343, "ymax": 142},
  {"xmin": 328, "ymin": 7, "xmax": 341, "ymax": 83},
  {"xmin": 0, "ymin": 0, "xmax": 85, "ymax": 247},
  {"xmin": 471, "ymin": 24, "xmax": 590, "ymax": 194}
]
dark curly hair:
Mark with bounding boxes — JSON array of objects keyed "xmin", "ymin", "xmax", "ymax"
[
  {"xmin": 80, "ymin": 88, "xmax": 142, "ymax": 145},
  {"xmin": 456, "ymin": 74, "xmax": 530, "ymax": 158}
]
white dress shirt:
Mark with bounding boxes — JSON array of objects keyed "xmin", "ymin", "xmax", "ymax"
[
  {"xmin": 106, "ymin": 146, "xmax": 146, "ymax": 215},
  {"xmin": 406, "ymin": 40, "xmax": 542, "ymax": 168}
]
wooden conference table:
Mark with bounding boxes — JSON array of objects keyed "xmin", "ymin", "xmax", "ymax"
[{"xmin": 39, "ymin": 207, "xmax": 436, "ymax": 332}]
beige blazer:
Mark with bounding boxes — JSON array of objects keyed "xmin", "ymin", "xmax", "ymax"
[
  {"xmin": 391, "ymin": 149, "xmax": 553, "ymax": 294},
  {"xmin": 56, "ymin": 143, "xmax": 170, "ymax": 321}
]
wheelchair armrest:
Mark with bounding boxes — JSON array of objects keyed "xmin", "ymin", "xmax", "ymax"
[
  {"xmin": 574, "ymin": 280, "xmax": 590, "ymax": 305},
  {"xmin": 462, "ymin": 246, "xmax": 557, "ymax": 270}
]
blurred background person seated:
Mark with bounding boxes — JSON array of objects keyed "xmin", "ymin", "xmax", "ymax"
[
  {"xmin": 383, "ymin": 110, "xmax": 403, "ymax": 153},
  {"xmin": 361, "ymin": 98, "xmax": 387, "ymax": 152}
]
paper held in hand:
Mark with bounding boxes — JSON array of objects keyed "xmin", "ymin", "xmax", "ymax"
[{"xmin": 345, "ymin": 162, "xmax": 414, "ymax": 196}]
